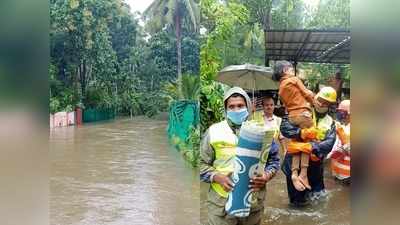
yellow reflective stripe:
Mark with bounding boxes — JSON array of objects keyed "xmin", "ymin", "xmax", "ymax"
[
  {"xmin": 211, "ymin": 141, "xmax": 236, "ymax": 149},
  {"xmin": 211, "ymin": 182, "xmax": 229, "ymax": 198},
  {"xmin": 215, "ymin": 147, "xmax": 236, "ymax": 160},
  {"xmin": 209, "ymin": 121, "xmax": 237, "ymax": 198},
  {"xmin": 252, "ymin": 111, "xmax": 263, "ymax": 123},
  {"xmin": 214, "ymin": 158, "xmax": 234, "ymax": 173},
  {"xmin": 312, "ymin": 109, "xmax": 317, "ymax": 127},
  {"xmin": 273, "ymin": 129, "xmax": 279, "ymax": 139},
  {"xmin": 211, "ymin": 152, "xmax": 235, "ymax": 198},
  {"xmin": 211, "ymin": 141, "xmax": 236, "ymax": 161},
  {"xmin": 317, "ymin": 116, "xmax": 332, "ymax": 139}
]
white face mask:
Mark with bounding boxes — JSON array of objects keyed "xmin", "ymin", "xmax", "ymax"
[
  {"xmin": 315, "ymin": 105, "xmax": 328, "ymax": 113},
  {"xmin": 227, "ymin": 108, "xmax": 249, "ymax": 125}
]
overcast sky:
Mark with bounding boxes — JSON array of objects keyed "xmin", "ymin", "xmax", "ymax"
[{"xmin": 124, "ymin": 0, "xmax": 153, "ymax": 13}]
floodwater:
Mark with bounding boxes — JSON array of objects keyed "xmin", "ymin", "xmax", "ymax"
[
  {"xmin": 50, "ymin": 116, "xmax": 200, "ymax": 225},
  {"xmin": 200, "ymin": 155, "xmax": 350, "ymax": 225},
  {"xmin": 49, "ymin": 115, "xmax": 349, "ymax": 225}
]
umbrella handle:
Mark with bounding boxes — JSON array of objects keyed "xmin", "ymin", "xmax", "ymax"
[
  {"xmin": 251, "ymin": 96, "xmax": 257, "ymax": 118},
  {"xmin": 252, "ymin": 74, "xmax": 255, "ymax": 116}
]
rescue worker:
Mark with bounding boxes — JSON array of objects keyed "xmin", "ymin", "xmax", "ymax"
[
  {"xmin": 200, "ymin": 87, "xmax": 280, "ymax": 225},
  {"xmin": 280, "ymin": 87, "xmax": 337, "ymax": 206},
  {"xmin": 253, "ymin": 95, "xmax": 286, "ymax": 154},
  {"xmin": 328, "ymin": 99, "xmax": 350, "ymax": 183}
]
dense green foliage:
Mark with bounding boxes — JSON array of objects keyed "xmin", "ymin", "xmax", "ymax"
[
  {"xmin": 200, "ymin": 0, "xmax": 351, "ymax": 132},
  {"xmin": 50, "ymin": 0, "xmax": 199, "ymax": 117},
  {"xmin": 302, "ymin": 0, "xmax": 351, "ymax": 91},
  {"xmin": 200, "ymin": 0, "xmax": 249, "ymax": 133},
  {"xmin": 143, "ymin": 0, "xmax": 200, "ymax": 98},
  {"xmin": 140, "ymin": 0, "xmax": 200, "ymax": 166},
  {"xmin": 182, "ymin": 125, "xmax": 200, "ymax": 167},
  {"xmin": 50, "ymin": 0, "xmax": 349, "ymax": 166},
  {"xmin": 164, "ymin": 74, "xmax": 200, "ymax": 103}
]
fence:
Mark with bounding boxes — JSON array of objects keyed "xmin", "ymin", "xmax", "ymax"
[
  {"xmin": 83, "ymin": 108, "xmax": 116, "ymax": 123},
  {"xmin": 167, "ymin": 100, "xmax": 199, "ymax": 146}
]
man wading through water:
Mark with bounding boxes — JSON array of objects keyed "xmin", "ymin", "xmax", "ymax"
[
  {"xmin": 200, "ymin": 87, "xmax": 280, "ymax": 225},
  {"xmin": 280, "ymin": 87, "xmax": 337, "ymax": 206}
]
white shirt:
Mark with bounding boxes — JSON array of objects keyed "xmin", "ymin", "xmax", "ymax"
[
  {"xmin": 263, "ymin": 113, "xmax": 284, "ymax": 141},
  {"xmin": 263, "ymin": 114, "xmax": 280, "ymax": 130}
]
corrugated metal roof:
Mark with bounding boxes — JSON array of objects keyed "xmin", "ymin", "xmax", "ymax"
[{"xmin": 265, "ymin": 29, "xmax": 350, "ymax": 64}]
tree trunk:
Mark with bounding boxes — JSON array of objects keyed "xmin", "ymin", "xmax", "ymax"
[
  {"xmin": 59, "ymin": 60, "xmax": 67, "ymax": 84},
  {"xmin": 114, "ymin": 83, "xmax": 118, "ymax": 115},
  {"xmin": 73, "ymin": 66, "xmax": 79, "ymax": 104},
  {"xmin": 175, "ymin": 8, "xmax": 182, "ymax": 99},
  {"xmin": 80, "ymin": 60, "xmax": 87, "ymax": 103},
  {"xmin": 151, "ymin": 74, "xmax": 154, "ymax": 91}
]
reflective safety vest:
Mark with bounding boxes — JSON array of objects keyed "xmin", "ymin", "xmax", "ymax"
[
  {"xmin": 209, "ymin": 120, "xmax": 238, "ymax": 198},
  {"xmin": 310, "ymin": 110, "xmax": 334, "ymax": 161},
  {"xmin": 331, "ymin": 153, "xmax": 350, "ymax": 179},
  {"xmin": 330, "ymin": 123, "xmax": 350, "ymax": 179},
  {"xmin": 288, "ymin": 110, "xmax": 334, "ymax": 161},
  {"xmin": 312, "ymin": 110, "xmax": 334, "ymax": 141}
]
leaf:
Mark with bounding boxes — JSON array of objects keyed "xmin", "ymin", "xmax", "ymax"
[{"xmin": 69, "ymin": 0, "xmax": 79, "ymax": 9}]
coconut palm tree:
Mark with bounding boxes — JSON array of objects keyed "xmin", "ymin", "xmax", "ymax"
[{"xmin": 143, "ymin": 0, "xmax": 199, "ymax": 98}]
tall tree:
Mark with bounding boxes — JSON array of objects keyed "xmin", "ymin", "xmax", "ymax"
[
  {"xmin": 271, "ymin": 0, "xmax": 306, "ymax": 29},
  {"xmin": 200, "ymin": 0, "xmax": 248, "ymax": 132},
  {"xmin": 143, "ymin": 0, "xmax": 200, "ymax": 98},
  {"xmin": 240, "ymin": 0, "xmax": 307, "ymax": 65},
  {"xmin": 307, "ymin": 0, "xmax": 350, "ymax": 29},
  {"xmin": 303, "ymin": 0, "xmax": 350, "ymax": 99},
  {"xmin": 240, "ymin": 0, "xmax": 273, "ymax": 66},
  {"xmin": 51, "ymin": 0, "xmax": 119, "ymax": 104}
]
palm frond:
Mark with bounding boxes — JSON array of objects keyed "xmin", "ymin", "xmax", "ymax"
[
  {"xmin": 181, "ymin": 74, "xmax": 200, "ymax": 100},
  {"xmin": 143, "ymin": 0, "xmax": 199, "ymax": 33},
  {"xmin": 165, "ymin": 0, "xmax": 177, "ymax": 25},
  {"xmin": 142, "ymin": 0, "xmax": 163, "ymax": 18},
  {"xmin": 182, "ymin": 0, "xmax": 200, "ymax": 32}
]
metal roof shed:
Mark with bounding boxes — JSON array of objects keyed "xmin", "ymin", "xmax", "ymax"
[{"xmin": 265, "ymin": 29, "xmax": 351, "ymax": 65}]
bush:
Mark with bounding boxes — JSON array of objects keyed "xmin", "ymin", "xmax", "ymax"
[
  {"xmin": 50, "ymin": 97, "xmax": 60, "ymax": 114},
  {"xmin": 171, "ymin": 125, "xmax": 200, "ymax": 167},
  {"xmin": 50, "ymin": 89, "xmax": 76, "ymax": 114}
]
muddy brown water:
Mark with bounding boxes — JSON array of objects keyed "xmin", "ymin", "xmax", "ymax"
[
  {"xmin": 50, "ymin": 117, "xmax": 200, "ymax": 225},
  {"xmin": 50, "ymin": 116, "xmax": 349, "ymax": 225},
  {"xmin": 200, "ymin": 156, "xmax": 350, "ymax": 225}
]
